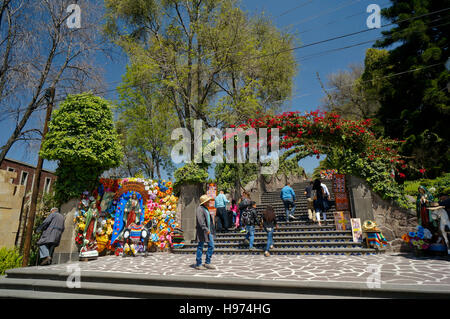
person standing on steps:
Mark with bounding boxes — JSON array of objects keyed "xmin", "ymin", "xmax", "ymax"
[
  {"xmin": 238, "ymin": 191, "xmax": 251, "ymax": 233},
  {"xmin": 280, "ymin": 181, "xmax": 296, "ymax": 222},
  {"xmin": 304, "ymin": 181, "xmax": 315, "ymax": 222},
  {"xmin": 242, "ymin": 201, "xmax": 259, "ymax": 251},
  {"xmin": 321, "ymin": 181, "xmax": 331, "ymax": 213},
  {"xmin": 260, "ymin": 205, "xmax": 278, "ymax": 257},
  {"xmin": 214, "ymin": 190, "xmax": 230, "ymax": 232},
  {"xmin": 195, "ymin": 195, "xmax": 216, "ymax": 270},
  {"xmin": 313, "ymin": 179, "xmax": 327, "ymax": 226}
]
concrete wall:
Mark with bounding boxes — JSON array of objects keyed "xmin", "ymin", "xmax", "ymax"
[
  {"xmin": 52, "ymin": 198, "xmax": 79, "ymax": 264},
  {"xmin": 178, "ymin": 184, "xmax": 204, "ymax": 243},
  {"xmin": 0, "ymin": 170, "xmax": 25, "ymax": 248}
]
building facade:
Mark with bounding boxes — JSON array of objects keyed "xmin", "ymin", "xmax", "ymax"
[{"xmin": 0, "ymin": 158, "xmax": 57, "ymax": 249}]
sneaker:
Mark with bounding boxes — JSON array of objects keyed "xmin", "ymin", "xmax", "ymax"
[
  {"xmin": 270, "ymin": 245, "xmax": 274, "ymax": 249},
  {"xmin": 194, "ymin": 265, "xmax": 207, "ymax": 270},
  {"xmin": 243, "ymin": 239, "xmax": 250, "ymax": 245},
  {"xmin": 239, "ymin": 228, "xmax": 246, "ymax": 233},
  {"xmin": 204, "ymin": 264, "xmax": 217, "ymax": 270},
  {"xmin": 249, "ymin": 247, "xmax": 257, "ymax": 251},
  {"xmin": 289, "ymin": 215, "xmax": 297, "ymax": 220},
  {"xmin": 264, "ymin": 251, "xmax": 270, "ymax": 257}
]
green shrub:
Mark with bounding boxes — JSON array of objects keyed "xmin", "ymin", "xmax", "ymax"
[
  {"xmin": 403, "ymin": 173, "xmax": 450, "ymax": 197},
  {"xmin": 0, "ymin": 247, "xmax": 23, "ymax": 275}
]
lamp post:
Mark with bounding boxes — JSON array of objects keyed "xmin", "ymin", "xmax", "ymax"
[{"xmin": 22, "ymin": 87, "xmax": 56, "ymax": 267}]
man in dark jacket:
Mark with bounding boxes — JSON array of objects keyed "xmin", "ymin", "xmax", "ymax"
[
  {"xmin": 36, "ymin": 208, "xmax": 65, "ymax": 266},
  {"xmin": 195, "ymin": 195, "xmax": 216, "ymax": 270}
]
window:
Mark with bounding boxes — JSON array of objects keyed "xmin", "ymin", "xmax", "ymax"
[
  {"xmin": 44, "ymin": 177, "xmax": 52, "ymax": 194},
  {"xmin": 7, "ymin": 167, "xmax": 15, "ymax": 183},
  {"xmin": 20, "ymin": 171, "xmax": 29, "ymax": 186}
]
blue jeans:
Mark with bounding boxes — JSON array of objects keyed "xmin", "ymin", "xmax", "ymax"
[
  {"xmin": 39, "ymin": 244, "xmax": 55, "ymax": 259},
  {"xmin": 282, "ymin": 198, "xmax": 296, "ymax": 221},
  {"xmin": 265, "ymin": 229, "xmax": 273, "ymax": 252},
  {"xmin": 196, "ymin": 234, "xmax": 214, "ymax": 266},
  {"xmin": 245, "ymin": 225, "xmax": 255, "ymax": 248}
]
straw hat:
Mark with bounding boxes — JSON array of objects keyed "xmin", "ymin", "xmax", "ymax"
[
  {"xmin": 363, "ymin": 220, "xmax": 379, "ymax": 231},
  {"xmin": 199, "ymin": 194, "xmax": 213, "ymax": 205}
]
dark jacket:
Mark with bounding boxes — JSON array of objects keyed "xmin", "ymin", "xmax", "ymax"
[
  {"xmin": 196, "ymin": 205, "xmax": 213, "ymax": 243},
  {"xmin": 36, "ymin": 211, "xmax": 65, "ymax": 246},
  {"xmin": 243, "ymin": 207, "xmax": 259, "ymax": 226}
]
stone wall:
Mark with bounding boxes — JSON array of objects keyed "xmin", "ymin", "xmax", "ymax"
[
  {"xmin": 52, "ymin": 198, "xmax": 79, "ymax": 264},
  {"xmin": 0, "ymin": 170, "xmax": 25, "ymax": 248},
  {"xmin": 346, "ymin": 175, "xmax": 417, "ymax": 252},
  {"xmin": 371, "ymin": 192, "xmax": 417, "ymax": 252}
]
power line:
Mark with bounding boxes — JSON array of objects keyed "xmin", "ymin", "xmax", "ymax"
[
  {"xmin": 53, "ymin": 7, "xmax": 450, "ymax": 102},
  {"xmin": 296, "ymin": 1, "xmax": 392, "ymax": 35},
  {"xmin": 277, "ymin": 0, "xmax": 314, "ymax": 17},
  {"xmin": 240, "ymin": 7, "xmax": 450, "ymax": 64},
  {"xmin": 289, "ymin": 0, "xmax": 363, "ymax": 28}
]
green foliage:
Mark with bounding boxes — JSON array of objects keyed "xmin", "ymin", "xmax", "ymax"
[
  {"xmin": 104, "ymin": 0, "xmax": 297, "ymax": 134},
  {"xmin": 215, "ymin": 163, "xmax": 258, "ymax": 193},
  {"xmin": 371, "ymin": 1, "xmax": 450, "ymax": 178},
  {"xmin": 173, "ymin": 163, "xmax": 209, "ymax": 191},
  {"xmin": 40, "ymin": 93, "xmax": 122, "ymax": 204},
  {"xmin": 403, "ymin": 173, "xmax": 450, "ymax": 197},
  {"xmin": 0, "ymin": 247, "xmax": 22, "ymax": 275},
  {"xmin": 115, "ymin": 63, "xmax": 178, "ymax": 179}
]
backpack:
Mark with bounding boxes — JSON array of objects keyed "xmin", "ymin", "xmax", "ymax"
[{"xmin": 241, "ymin": 208, "xmax": 257, "ymax": 226}]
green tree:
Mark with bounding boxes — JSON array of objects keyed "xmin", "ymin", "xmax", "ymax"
[
  {"xmin": 104, "ymin": 0, "xmax": 297, "ymax": 158},
  {"xmin": 40, "ymin": 93, "xmax": 123, "ymax": 204},
  {"xmin": 115, "ymin": 63, "xmax": 177, "ymax": 179},
  {"xmin": 372, "ymin": 0, "xmax": 450, "ymax": 178}
]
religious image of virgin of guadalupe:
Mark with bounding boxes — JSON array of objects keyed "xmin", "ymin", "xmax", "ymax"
[
  {"xmin": 416, "ymin": 186, "xmax": 434, "ymax": 228},
  {"xmin": 124, "ymin": 193, "xmax": 142, "ymax": 227}
]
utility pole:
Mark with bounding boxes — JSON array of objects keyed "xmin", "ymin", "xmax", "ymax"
[{"xmin": 22, "ymin": 87, "xmax": 55, "ymax": 267}]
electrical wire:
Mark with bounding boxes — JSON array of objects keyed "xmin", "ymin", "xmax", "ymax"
[{"xmin": 50, "ymin": 6, "xmax": 450, "ymax": 103}]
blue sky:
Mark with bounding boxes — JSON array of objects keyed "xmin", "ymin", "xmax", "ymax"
[{"xmin": 1, "ymin": 0, "xmax": 390, "ymax": 177}]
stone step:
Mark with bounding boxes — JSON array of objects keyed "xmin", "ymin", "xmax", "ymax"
[
  {"xmin": 215, "ymin": 225, "xmax": 338, "ymax": 234},
  {"xmin": 215, "ymin": 232, "xmax": 353, "ymax": 239},
  {"xmin": 1, "ymin": 268, "xmax": 385, "ymax": 299},
  {"xmin": 207, "ymin": 235, "xmax": 354, "ymax": 242},
  {"xmin": 173, "ymin": 247, "xmax": 380, "ymax": 256},
  {"xmin": 181, "ymin": 242, "xmax": 365, "ymax": 250}
]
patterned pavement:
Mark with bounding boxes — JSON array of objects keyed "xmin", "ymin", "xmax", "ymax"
[{"xmin": 41, "ymin": 252, "xmax": 450, "ymax": 288}]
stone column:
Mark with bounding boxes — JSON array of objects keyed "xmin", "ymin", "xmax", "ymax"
[
  {"xmin": 178, "ymin": 183, "xmax": 204, "ymax": 243},
  {"xmin": 346, "ymin": 175, "xmax": 374, "ymax": 221},
  {"xmin": 52, "ymin": 198, "xmax": 79, "ymax": 264}
]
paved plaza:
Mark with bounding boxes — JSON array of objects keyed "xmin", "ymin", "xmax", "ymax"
[{"xmin": 41, "ymin": 252, "xmax": 450, "ymax": 288}]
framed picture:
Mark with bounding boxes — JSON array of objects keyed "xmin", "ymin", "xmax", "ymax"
[
  {"xmin": 333, "ymin": 211, "xmax": 351, "ymax": 231},
  {"xmin": 350, "ymin": 218, "xmax": 363, "ymax": 243}
]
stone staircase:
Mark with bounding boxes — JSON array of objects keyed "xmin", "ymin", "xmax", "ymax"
[{"xmin": 173, "ymin": 181, "xmax": 379, "ymax": 256}]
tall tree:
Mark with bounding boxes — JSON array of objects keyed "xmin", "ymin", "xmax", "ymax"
[
  {"xmin": 115, "ymin": 63, "xmax": 177, "ymax": 179},
  {"xmin": 104, "ymin": 0, "xmax": 297, "ymax": 159},
  {"xmin": 0, "ymin": 0, "xmax": 109, "ymax": 164},
  {"xmin": 373, "ymin": 0, "xmax": 450, "ymax": 178},
  {"xmin": 321, "ymin": 62, "xmax": 382, "ymax": 121}
]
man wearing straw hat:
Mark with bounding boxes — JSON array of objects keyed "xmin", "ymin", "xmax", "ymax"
[{"xmin": 195, "ymin": 194, "xmax": 216, "ymax": 270}]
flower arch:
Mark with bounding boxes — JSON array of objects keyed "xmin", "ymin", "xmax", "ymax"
[{"xmin": 230, "ymin": 110, "xmax": 409, "ymax": 207}]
